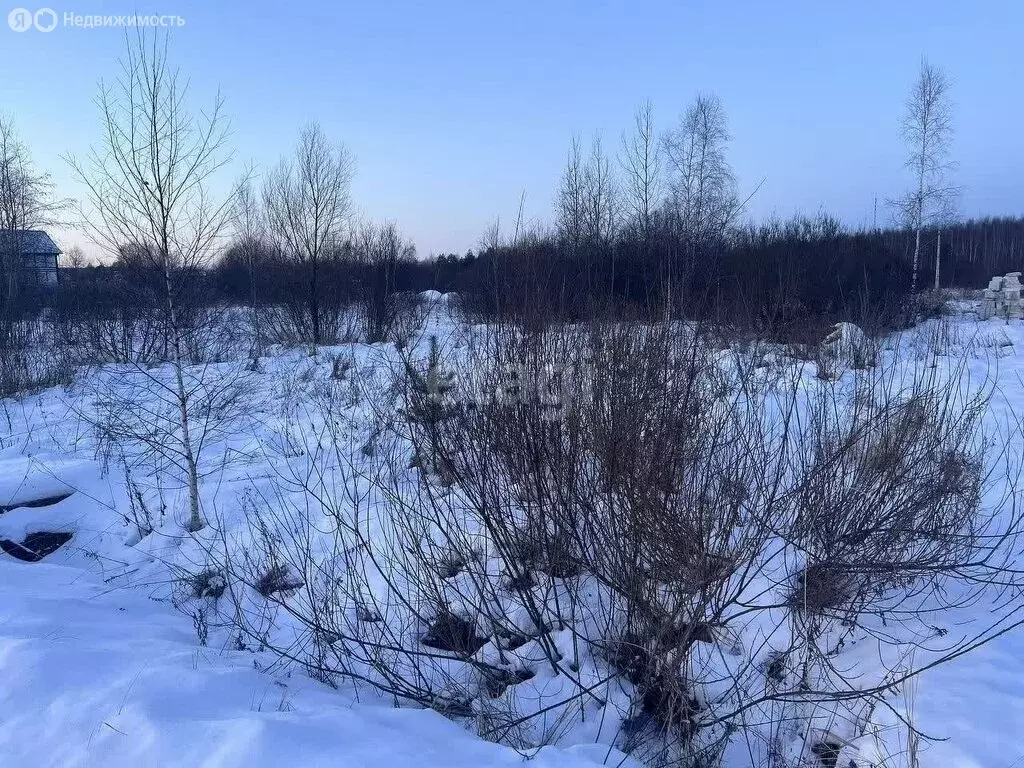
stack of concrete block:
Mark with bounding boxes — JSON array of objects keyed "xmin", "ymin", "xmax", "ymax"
[{"xmin": 980, "ymin": 272, "xmax": 1023, "ymax": 320}]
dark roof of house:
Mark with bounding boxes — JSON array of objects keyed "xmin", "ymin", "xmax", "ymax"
[{"xmin": 0, "ymin": 230, "xmax": 61, "ymax": 255}]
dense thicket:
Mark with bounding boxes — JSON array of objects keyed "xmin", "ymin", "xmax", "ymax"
[
  {"xmin": 877, "ymin": 216, "xmax": 1024, "ymax": 286},
  {"xmin": 456, "ymin": 216, "xmax": 1024, "ymax": 334},
  {"xmin": 447, "ymin": 223, "xmax": 913, "ymax": 340},
  {"xmin": 37, "ymin": 214, "xmax": 1023, "ymax": 347}
]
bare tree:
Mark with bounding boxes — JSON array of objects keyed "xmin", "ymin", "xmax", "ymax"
[
  {"xmin": 933, "ymin": 204, "xmax": 956, "ymax": 292},
  {"xmin": 0, "ymin": 116, "xmax": 65, "ymax": 310},
  {"xmin": 894, "ymin": 59, "xmax": 957, "ymax": 293},
  {"xmin": 619, "ymin": 101, "xmax": 662, "ymax": 244},
  {"xmin": 556, "ymin": 136, "xmax": 586, "ymax": 250},
  {"xmin": 232, "ymin": 167, "xmax": 264, "ymax": 357},
  {"xmin": 355, "ymin": 220, "xmax": 416, "ymax": 343},
  {"xmin": 67, "ymin": 31, "xmax": 234, "ymax": 533},
  {"xmin": 262, "ymin": 123, "xmax": 355, "ymax": 345},
  {"xmin": 582, "ymin": 136, "xmax": 618, "ymax": 246},
  {"xmin": 61, "ymin": 245, "xmax": 87, "ymax": 269},
  {"xmin": 479, "ymin": 216, "xmax": 503, "ymax": 253},
  {"xmin": 663, "ymin": 93, "xmax": 738, "ymax": 247},
  {"xmin": 0, "ymin": 117, "xmax": 63, "ymax": 233}
]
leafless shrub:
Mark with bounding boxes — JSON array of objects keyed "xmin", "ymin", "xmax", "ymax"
[
  {"xmin": 261, "ymin": 123, "xmax": 355, "ymax": 346},
  {"xmin": 260, "ymin": 298, "xmax": 363, "ymax": 348},
  {"xmin": 421, "ymin": 610, "xmax": 490, "ymax": 657},
  {"xmin": 51, "ymin": 276, "xmax": 166, "ymax": 365},
  {"xmin": 87, "ymin": 361, "xmax": 255, "ymax": 533},
  {"xmin": 191, "ymin": 605, "xmax": 210, "ymax": 646},
  {"xmin": 786, "ymin": 563, "xmax": 861, "ymax": 616},
  {"xmin": 391, "ymin": 314, "xmax": 1021, "ymax": 760},
  {"xmin": 120, "ymin": 464, "xmax": 164, "ymax": 542},
  {"xmin": 789, "ymin": 369, "xmax": 990, "ymax": 621},
  {"xmin": 354, "ymin": 221, "xmax": 417, "ymax": 343},
  {"xmin": 386, "ymin": 291, "xmax": 429, "ymax": 347},
  {"xmin": 0, "ymin": 315, "xmax": 73, "ymax": 396},
  {"xmin": 199, "ymin": 308, "xmax": 1022, "ymax": 765},
  {"xmin": 385, "ymin": 317, "xmax": 790, "ymax": 755},
  {"xmin": 914, "ymin": 290, "xmax": 951, "ymax": 320}
]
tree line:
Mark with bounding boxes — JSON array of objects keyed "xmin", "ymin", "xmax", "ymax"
[{"xmin": 3, "ymin": 45, "xmax": 1021, "ymax": 353}]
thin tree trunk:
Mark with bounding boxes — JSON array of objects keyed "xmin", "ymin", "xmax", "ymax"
[
  {"xmin": 934, "ymin": 229, "xmax": 942, "ymax": 291},
  {"xmin": 249, "ymin": 251, "xmax": 261, "ymax": 359},
  {"xmin": 912, "ymin": 225, "xmax": 921, "ymax": 293},
  {"xmin": 163, "ymin": 256, "xmax": 203, "ymax": 532},
  {"xmin": 309, "ymin": 259, "xmax": 320, "ymax": 345}
]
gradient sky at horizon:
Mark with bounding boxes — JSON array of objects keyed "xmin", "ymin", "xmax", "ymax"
[{"xmin": 1, "ymin": 0, "xmax": 1022, "ymax": 260}]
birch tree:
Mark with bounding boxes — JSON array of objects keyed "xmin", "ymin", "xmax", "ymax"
[
  {"xmin": 556, "ymin": 136, "xmax": 585, "ymax": 249},
  {"xmin": 581, "ymin": 136, "xmax": 617, "ymax": 246},
  {"xmin": 232, "ymin": 169, "xmax": 264, "ymax": 358},
  {"xmin": 558, "ymin": 137, "xmax": 617, "ymax": 245},
  {"xmin": 67, "ymin": 31, "xmax": 234, "ymax": 533},
  {"xmin": 895, "ymin": 59, "xmax": 957, "ymax": 293},
  {"xmin": 619, "ymin": 100, "xmax": 662, "ymax": 245},
  {"xmin": 262, "ymin": 123, "xmax": 355, "ymax": 345},
  {"xmin": 663, "ymin": 93, "xmax": 738, "ymax": 247}
]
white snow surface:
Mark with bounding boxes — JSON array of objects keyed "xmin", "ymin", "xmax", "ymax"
[
  {"xmin": 0, "ymin": 556, "xmax": 621, "ymax": 768},
  {"xmin": 2, "ymin": 307, "xmax": 1024, "ymax": 767},
  {"xmin": 0, "ymin": 307, "xmax": 638, "ymax": 768}
]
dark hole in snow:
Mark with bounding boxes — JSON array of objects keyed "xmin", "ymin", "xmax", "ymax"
[
  {"xmin": 536, "ymin": 553, "xmax": 581, "ymax": 579},
  {"xmin": 0, "ymin": 492, "xmax": 73, "ymax": 515},
  {"xmin": 431, "ymin": 697, "xmax": 475, "ymax": 719},
  {"xmin": 190, "ymin": 568, "xmax": 227, "ymax": 599},
  {"xmin": 621, "ymin": 711, "xmax": 655, "ymax": 740},
  {"xmin": 640, "ymin": 677, "xmax": 700, "ymax": 735},
  {"xmin": 255, "ymin": 564, "xmax": 305, "ymax": 596},
  {"xmin": 601, "ymin": 634, "xmax": 701, "ymax": 737},
  {"xmin": 421, "ymin": 612, "xmax": 489, "ymax": 657},
  {"xmin": 512, "ymin": 534, "xmax": 580, "ymax": 579},
  {"xmin": 482, "ymin": 667, "xmax": 535, "ymax": 697},
  {"xmin": 496, "ymin": 629, "xmax": 531, "ymax": 651},
  {"xmin": 602, "ymin": 636, "xmax": 650, "ymax": 687},
  {"xmin": 811, "ymin": 738, "xmax": 844, "ymax": 768},
  {"xmin": 503, "ymin": 571, "xmax": 535, "ymax": 592},
  {"xmin": 660, "ymin": 621, "xmax": 717, "ymax": 646},
  {"xmin": 0, "ymin": 531, "xmax": 73, "ymax": 562},
  {"xmin": 764, "ymin": 651, "xmax": 788, "ymax": 683}
]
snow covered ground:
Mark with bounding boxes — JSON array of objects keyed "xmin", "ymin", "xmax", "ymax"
[
  {"xmin": 0, "ymin": 555, "xmax": 626, "ymax": 768},
  {"xmin": 2, "ymin": 304, "xmax": 1023, "ymax": 767},
  {"xmin": 877, "ymin": 315, "xmax": 1024, "ymax": 768}
]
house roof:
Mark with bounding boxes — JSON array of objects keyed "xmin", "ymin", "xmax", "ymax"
[{"xmin": 0, "ymin": 230, "xmax": 61, "ymax": 255}]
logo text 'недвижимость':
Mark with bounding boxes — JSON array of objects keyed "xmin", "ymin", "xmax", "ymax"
[{"xmin": 8, "ymin": 8, "xmax": 185, "ymax": 32}]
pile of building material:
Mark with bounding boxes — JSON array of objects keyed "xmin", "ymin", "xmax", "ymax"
[{"xmin": 980, "ymin": 272, "xmax": 1023, "ymax": 320}]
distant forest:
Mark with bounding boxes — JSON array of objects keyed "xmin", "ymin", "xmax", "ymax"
[{"xmin": 50, "ymin": 214, "xmax": 1024, "ymax": 344}]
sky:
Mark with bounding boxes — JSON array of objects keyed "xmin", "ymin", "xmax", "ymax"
[{"xmin": 1, "ymin": 0, "xmax": 1022, "ymax": 260}]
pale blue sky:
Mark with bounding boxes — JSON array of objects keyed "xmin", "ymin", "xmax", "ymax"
[{"xmin": 2, "ymin": 0, "xmax": 1022, "ymax": 258}]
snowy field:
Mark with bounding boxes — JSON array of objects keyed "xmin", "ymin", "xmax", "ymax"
[
  {"xmin": 2, "ymin": 300, "xmax": 1024, "ymax": 768},
  {"xmin": 0, "ymin": 557, "xmax": 619, "ymax": 768}
]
